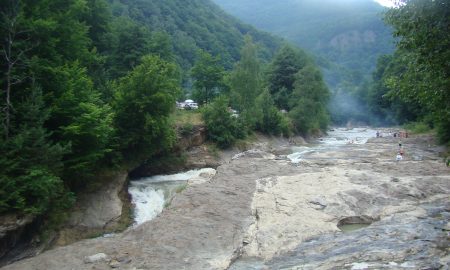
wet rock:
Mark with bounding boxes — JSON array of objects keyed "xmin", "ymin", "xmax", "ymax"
[
  {"xmin": 84, "ymin": 253, "xmax": 110, "ymax": 264},
  {"xmin": 3, "ymin": 130, "xmax": 449, "ymax": 270},
  {"xmin": 109, "ymin": 259, "xmax": 120, "ymax": 268}
]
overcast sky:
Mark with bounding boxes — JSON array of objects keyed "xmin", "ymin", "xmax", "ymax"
[{"xmin": 374, "ymin": 0, "xmax": 396, "ymax": 7}]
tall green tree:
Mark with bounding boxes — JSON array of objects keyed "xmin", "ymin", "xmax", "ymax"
[
  {"xmin": 113, "ymin": 55, "xmax": 180, "ymax": 162},
  {"xmin": 49, "ymin": 63, "xmax": 114, "ymax": 186},
  {"xmin": 384, "ymin": 0, "xmax": 450, "ymax": 142},
  {"xmin": 191, "ymin": 50, "xmax": 224, "ymax": 105},
  {"xmin": 289, "ymin": 65, "xmax": 330, "ymax": 134},
  {"xmin": 229, "ymin": 36, "xmax": 263, "ymax": 127},
  {"xmin": 0, "ymin": 87, "xmax": 70, "ymax": 214},
  {"xmin": 268, "ymin": 44, "xmax": 308, "ymax": 109}
]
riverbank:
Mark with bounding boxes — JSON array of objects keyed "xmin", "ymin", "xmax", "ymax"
[{"xmin": 1, "ymin": 129, "xmax": 449, "ymax": 269}]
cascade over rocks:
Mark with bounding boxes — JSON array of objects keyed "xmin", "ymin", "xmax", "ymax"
[{"xmin": 2, "ymin": 130, "xmax": 449, "ymax": 270}]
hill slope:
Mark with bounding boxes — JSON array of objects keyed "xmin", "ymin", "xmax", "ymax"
[
  {"xmin": 212, "ymin": 0, "xmax": 393, "ymax": 73},
  {"xmin": 108, "ymin": 0, "xmax": 282, "ymax": 72},
  {"xmin": 212, "ymin": 0, "xmax": 395, "ymax": 124}
]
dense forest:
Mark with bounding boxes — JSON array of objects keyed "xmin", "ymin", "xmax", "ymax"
[
  {"xmin": 366, "ymin": 0, "xmax": 450, "ymax": 143},
  {"xmin": 0, "ymin": 0, "xmax": 329, "ymax": 221},
  {"xmin": 213, "ymin": 0, "xmax": 396, "ymax": 124}
]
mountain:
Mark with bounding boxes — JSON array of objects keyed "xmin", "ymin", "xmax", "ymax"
[
  {"xmin": 107, "ymin": 0, "xmax": 283, "ymax": 72},
  {"xmin": 212, "ymin": 0, "xmax": 394, "ymax": 75},
  {"xmin": 212, "ymin": 0, "xmax": 395, "ymax": 124}
]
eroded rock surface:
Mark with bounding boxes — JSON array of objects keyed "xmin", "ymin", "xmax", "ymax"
[{"xmin": 2, "ymin": 131, "xmax": 449, "ymax": 270}]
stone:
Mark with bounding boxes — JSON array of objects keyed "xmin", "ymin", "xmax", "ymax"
[
  {"xmin": 84, "ymin": 253, "xmax": 110, "ymax": 264},
  {"xmin": 2, "ymin": 130, "xmax": 449, "ymax": 270}
]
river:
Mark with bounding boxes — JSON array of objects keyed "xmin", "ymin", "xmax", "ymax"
[
  {"xmin": 3, "ymin": 127, "xmax": 448, "ymax": 270},
  {"xmin": 129, "ymin": 168, "xmax": 216, "ymax": 225}
]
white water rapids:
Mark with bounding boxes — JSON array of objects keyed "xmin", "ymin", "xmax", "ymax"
[
  {"xmin": 129, "ymin": 168, "xmax": 216, "ymax": 225},
  {"xmin": 287, "ymin": 127, "xmax": 377, "ymax": 163}
]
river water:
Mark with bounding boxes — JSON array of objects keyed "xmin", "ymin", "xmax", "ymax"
[
  {"xmin": 287, "ymin": 127, "xmax": 377, "ymax": 163},
  {"xmin": 230, "ymin": 127, "xmax": 379, "ymax": 270},
  {"xmin": 129, "ymin": 168, "xmax": 216, "ymax": 225}
]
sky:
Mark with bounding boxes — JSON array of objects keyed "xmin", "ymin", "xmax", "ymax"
[{"xmin": 374, "ymin": 0, "xmax": 396, "ymax": 7}]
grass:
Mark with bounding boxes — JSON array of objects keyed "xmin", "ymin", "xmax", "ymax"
[
  {"xmin": 170, "ymin": 109, "xmax": 203, "ymax": 127},
  {"xmin": 403, "ymin": 121, "xmax": 432, "ymax": 134}
]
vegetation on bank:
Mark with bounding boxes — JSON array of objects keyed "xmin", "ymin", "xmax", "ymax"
[
  {"xmin": 0, "ymin": 0, "xmax": 329, "ymax": 220},
  {"xmin": 367, "ymin": 0, "xmax": 449, "ymax": 144}
]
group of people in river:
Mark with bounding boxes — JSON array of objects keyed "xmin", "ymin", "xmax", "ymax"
[
  {"xmin": 376, "ymin": 130, "xmax": 409, "ymax": 139},
  {"xmin": 374, "ymin": 130, "xmax": 407, "ymax": 162}
]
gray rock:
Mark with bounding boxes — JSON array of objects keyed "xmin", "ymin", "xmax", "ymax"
[{"xmin": 84, "ymin": 253, "xmax": 110, "ymax": 264}]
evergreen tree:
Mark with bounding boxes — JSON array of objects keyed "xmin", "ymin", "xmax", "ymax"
[{"xmin": 0, "ymin": 87, "xmax": 69, "ymax": 214}]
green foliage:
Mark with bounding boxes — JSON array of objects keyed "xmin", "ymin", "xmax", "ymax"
[
  {"xmin": 191, "ymin": 50, "xmax": 225, "ymax": 105},
  {"xmin": 229, "ymin": 36, "xmax": 264, "ymax": 128},
  {"xmin": 107, "ymin": 0, "xmax": 282, "ymax": 83},
  {"xmin": 289, "ymin": 65, "xmax": 330, "ymax": 134},
  {"xmin": 113, "ymin": 55, "xmax": 180, "ymax": 161},
  {"xmin": 255, "ymin": 89, "xmax": 292, "ymax": 136},
  {"xmin": 0, "ymin": 88, "xmax": 70, "ymax": 214},
  {"xmin": 268, "ymin": 44, "xmax": 308, "ymax": 109},
  {"xmin": 403, "ymin": 122, "xmax": 431, "ymax": 134},
  {"xmin": 383, "ymin": 0, "xmax": 450, "ymax": 143},
  {"xmin": 213, "ymin": 0, "xmax": 395, "ymax": 124},
  {"xmin": 49, "ymin": 63, "xmax": 114, "ymax": 185},
  {"xmin": 202, "ymin": 96, "xmax": 246, "ymax": 148}
]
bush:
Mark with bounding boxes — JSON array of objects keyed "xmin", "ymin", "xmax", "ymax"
[
  {"xmin": 202, "ymin": 96, "xmax": 247, "ymax": 148},
  {"xmin": 403, "ymin": 121, "xmax": 431, "ymax": 134}
]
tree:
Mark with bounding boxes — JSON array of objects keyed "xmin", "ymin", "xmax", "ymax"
[
  {"xmin": 268, "ymin": 44, "xmax": 308, "ymax": 109},
  {"xmin": 0, "ymin": 0, "xmax": 31, "ymax": 139},
  {"xmin": 191, "ymin": 50, "xmax": 224, "ymax": 105},
  {"xmin": 106, "ymin": 17, "xmax": 152, "ymax": 78},
  {"xmin": 289, "ymin": 65, "xmax": 330, "ymax": 134},
  {"xmin": 202, "ymin": 96, "xmax": 246, "ymax": 148},
  {"xmin": 0, "ymin": 87, "xmax": 70, "ymax": 214},
  {"xmin": 384, "ymin": 0, "xmax": 450, "ymax": 142},
  {"xmin": 255, "ymin": 88, "xmax": 291, "ymax": 136},
  {"xmin": 113, "ymin": 55, "xmax": 180, "ymax": 162},
  {"xmin": 229, "ymin": 36, "xmax": 263, "ymax": 127},
  {"xmin": 49, "ymin": 62, "xmax": 114, "ymax": 186}
]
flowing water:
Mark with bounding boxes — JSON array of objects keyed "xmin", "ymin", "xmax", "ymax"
[
  {"xmin": 287, "ymin": 127, "xmax": 377, "ymax": 164},
  {"xmin": 230, "ymin": 127, "xmax": 378, "ymax": 269},
  {"xmin": 129, "ymin": 168, "xmax": 216, "ymax": 225}
]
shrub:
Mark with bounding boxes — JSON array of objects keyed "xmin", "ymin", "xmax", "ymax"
[{"xmin": 202, "ymin": 96, "xmax": 247, "ymax": 148}]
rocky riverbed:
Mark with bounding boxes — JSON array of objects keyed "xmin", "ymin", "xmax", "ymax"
[{"xmin": 1, "ymin": 128, "xmax": 449, "ymax": 270}]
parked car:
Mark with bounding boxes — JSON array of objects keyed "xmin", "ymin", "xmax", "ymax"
[
  {"xmin": 184, "ymin": 102, "xmax": 198, "ymax": 110},
  {"xmin": 176, "ymin": 99, "xmax": 199, "ymax": 110}
]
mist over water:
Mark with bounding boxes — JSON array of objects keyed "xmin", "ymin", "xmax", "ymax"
[{"xmin": 328, "ymin": 91, "xmax": 371, "ymax": 126}]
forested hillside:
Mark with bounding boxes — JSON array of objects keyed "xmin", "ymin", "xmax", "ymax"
[
  {"xmin": 0, "ymin": 0, "xmax": 330, "ymax": 224},
  {"xmin": 366, "ymin": 0, "xmax": 449, "ymax": 143},
  {"xmin": 0, "ymin": 0, "xmax": 280, "ymax": 217},
  {"xmin": 106, "ymin": 0, "xmax": 282, "ymax": 80},
  {"xmin": 213, "ymin": 0, "xmax": 395, "ymax": 124}
]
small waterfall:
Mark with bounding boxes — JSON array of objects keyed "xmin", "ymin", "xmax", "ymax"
[{"xmin": 129, "ymin": 168, "xmax": 216, "ymax": 225}]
